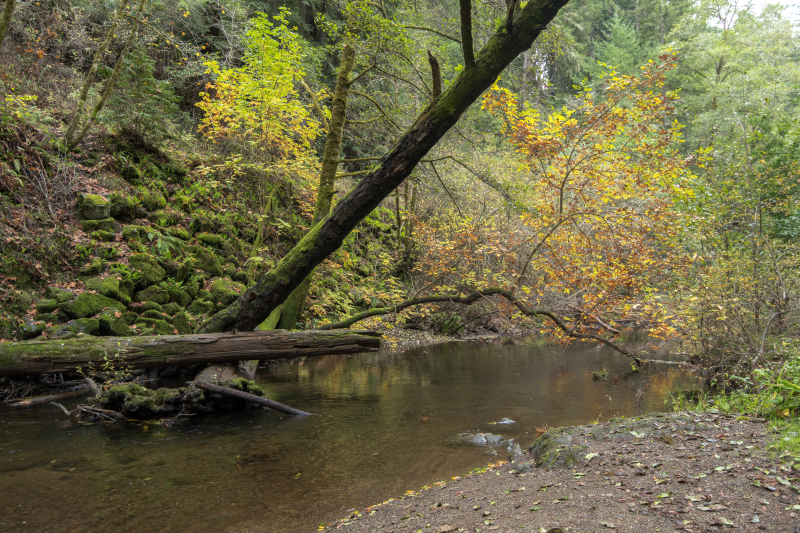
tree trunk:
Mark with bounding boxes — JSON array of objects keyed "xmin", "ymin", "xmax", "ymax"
[
  {"xmin": 277, "ymin": 44, "xmax": 357, "ymax": 330},
  {"xmin": 0, "ymin": 330, "xmax": 381, "ymax": 376},
  {"xmin": 198, "ymin": 0, "xmax": 570, "ymax": 334},
  {"xmin": 0, "ymin": 0, "xmax": 15, "ymax": 48}
]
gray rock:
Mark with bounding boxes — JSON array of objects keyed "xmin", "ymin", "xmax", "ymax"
[{"xmin": 485, "ymin": 433, "xmax": 504, "ymax": 444}]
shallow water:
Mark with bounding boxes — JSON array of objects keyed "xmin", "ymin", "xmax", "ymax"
[{"xmin": 0, "ymin": 338, "xmax": 699, "ymax": 532}]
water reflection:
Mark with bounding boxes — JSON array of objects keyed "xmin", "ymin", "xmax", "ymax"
[{"xmin": 0, "ymin": 338, "xmax": 699, "ymax": 532}]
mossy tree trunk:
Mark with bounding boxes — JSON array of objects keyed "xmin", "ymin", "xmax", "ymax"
[
  {"xmin": 198, "ymin": 0, "xmax": 571, "ymax": 334},
  {"xmin": 0, "ymin": 0, "xmax": 15, "ymax": 48},
  {"xmin": 277, "ymin": 44, "xmax": 357, "ymax": 330},
  {"xmin": 65, "ymin": 0, "xmax": 147, "ymax": 150}
]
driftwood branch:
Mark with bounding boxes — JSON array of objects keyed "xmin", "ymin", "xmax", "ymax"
[
  {"xmin": 316, "ymin": 288, "xmax": 640, "ymax": 361},
  {"xmin": 194, "ymin": 381, "xmax": 312, "ymax": 416}
]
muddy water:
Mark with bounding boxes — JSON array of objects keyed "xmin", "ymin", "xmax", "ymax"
[{"xmin": 0, "ymin": 338, "xmax": 699, "ymax": 532}]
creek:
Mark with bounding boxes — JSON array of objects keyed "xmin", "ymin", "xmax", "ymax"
[{"xmin": 0, "ymin": 337, "xmax": 700, "ymax": 532}]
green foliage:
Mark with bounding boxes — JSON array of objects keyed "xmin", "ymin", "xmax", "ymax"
[{"xmin": 100, "ymin": 47, "xmax": 180, "ymax": 143}]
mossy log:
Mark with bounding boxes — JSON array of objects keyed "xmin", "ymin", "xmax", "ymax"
[{"xmin": 0, "ymin": 330, "xmax": 382, "ymax": 376}]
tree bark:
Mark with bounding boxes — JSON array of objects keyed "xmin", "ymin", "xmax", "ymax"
[
  {"xmin": 277, "ymin": 44, "xmax": 357, "ymax": 330},
  {"xmin": 0, "ymin": 0, "xmax": 15, "ymax": 48},
  {"xmin": 0, "ymin": 330, "xmax": 381, "ymax": 376},
  {"xmin": 198, "ymin": 0, "xmax": 571, "ymax": 334}
]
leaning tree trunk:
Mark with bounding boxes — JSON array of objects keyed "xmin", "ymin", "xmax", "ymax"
[
  {"xmin": 0, "ymin": 330, "xmax": 381, "ymax": 376},
  {"xmin": 0, "ymin": 0, "xmax": 16, "ymax": 48},
  {"xmin": 277, "ymin": 44, "xmax": 357, "ymax": 330},
  {"xmin": 198, "ymin": 0, "xmax": 570, "ymax": 334}
]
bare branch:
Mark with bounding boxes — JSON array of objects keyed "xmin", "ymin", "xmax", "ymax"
[
  {"xmin": 404, "ymin": 25, "xmax": 461, "ymax": 43},
  {"xmin": 459, "ymin": 0, "xmax": 475, "ymax": 67}
]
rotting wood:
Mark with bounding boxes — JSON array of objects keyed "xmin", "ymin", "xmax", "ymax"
[
  {"xmin": 0, "ymin": 329, "xmax": 382, "ymax": 376},
  {"xmin": 194, "ymin": 381, "xmax": 312, "ymax": 417}
]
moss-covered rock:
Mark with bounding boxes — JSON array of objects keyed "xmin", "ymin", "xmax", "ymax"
[
  {"xmin": 141, "ymin": 309, "xmax": 172, "ymax": 323},
  {"xmin": 138, "ymin": 188, "xmax": 167, "ymax": 211},
  {"xmin": 109, "ymin": 192, "xmax": 138, "ymax": 222},
  {"xmin": 209, "ymin": 277, "xmax": 246, "ymax": 305},
  {"xmin": 161, "ymin": 302, "xmax": 182, "ymax": 316},
  {"xmin": 197, "ymin": 288, "xmax": 213, "ymax": 301},
  {"xmin": 36, "ymin": 298, "xmax": 59, "ymax": 314},
  {"xmin": 166, "ymin": 227, "xmax": 191, "ymax": 240},
  {"xmin": 135, "ymin": 301, "xmax": 163, "ymax": 313},
  {"xmin": 185, "ymin": 277, "xmax": 201, "ymax": 298},
  {"xmin": 195, "ymin": 233, "xmax": 225, "ymax": 248},
  {"xmin": 128, "ymin": 253, "xmax": 165, "ymax": 285},
  {"xmin": 78, "ymin": 257, "xmax": 104, "ymax": 276},
  {"xmin": 172, "ymin": 311, "xmax": 193, "ymax": 334},
  {"xmin": 189, "ymin": 246, "xmax": 223, "ymax": 277},
  {"xmin": 84, "ymin": 276, "xmax": 131, "ymax": 305},
  {"xmin": 90, "ymin": 230, "xmax": 116, "ymax": 242},
  {"xmin": 121, "ymin": 162, "xmax": 144, "ymax": 186},
  {"xmin": 174, "ymin": 194, "xmax": 194, "ymax": 213},
  {"xmin": 96, "ymin": 307, "xmax": 132, "ymax": 336},
  {"xmin": 80, "ymin": 218, "xmax": 116, "ymax": 232},
  {"xmin": 20, "ymin": 318, "xmax": 46, "ymax": 339},
  {"xmin": 79, "ymin": 193, "xmax": 111, "ymax": 220},
  {"xmin": 232, "ymin": 269, "xmax": 249, "ymax": 284},
  {"xmin": 34, "ymin": 312, "xmax": 63, "ymax": 324},
  {"xmin": 133, "ymin": 285, "xmax": 170, "ymax": 305},
  {"xmin": 97, "ymin": 244, "xmax": 121, "ymax": 261},
  {"xmin": 121, "ymin": 225, "xmax": 157, "ymax": 242},
  {"xmin": 46, "ymin": 287, "xmax": 76, "ymax": 303},
  {"xmin": 170, "ymin": 289, "xmax": 192, "ymax": 307},
  {"xmin": 122, "ymin": 311, "xmax": 138, "ymax": 325},
  {"xmin": 147, "ymin": 210, "xmax": 179, "ymax": 227},
  {"xmin": 98, "ymin": 383, "xmax": 185, "ymax": 418},
  {"xmin": 46, "ymin": 318, "xmax": 101, "ymax": 339},
  {"xmin": 189, "ymin": 209, "xmax": 215, "ymax": 232},
  {"xmin": 134, "ymin": 317, "xmax": 174, "ymax": 335},
  {"xmin": 61, "ymin": 293, "xmax": 125, "ymax": 319},
  {"xmin": 161, "ymin": 259, "xmax": 189, "ymax": 282},
  {"xmin": 187, "ymin": 299, "xmax": 214, "ymax": 315}
]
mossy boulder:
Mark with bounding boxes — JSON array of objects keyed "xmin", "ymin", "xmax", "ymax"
[
  {"xmin": 133, "ymin": 285, "xmax": 170, "ymax": 305},
  {"xmin": 141, "ymin": 309, "xmax": 172, "ymax": 323},
  {"xmin": 35, "ymin": 312, "xmax": 63, "ymax": 324},
  {"xmin": 109, "ymin": 192, "xmax": 138, "ymax": 222},
  {"xmin": 97, "ymin": 244, "xmax": 121, "ymax": 261},
  {"xmin": 80, "ymin": 218, "xmax": 115, "ymax": 232},
  {"xmin": 187, "ymin": 299, "xmax": 214, "ymax": 315},
  {"xmin": 189, "ymin": 210, "xmax": 215, "ymax": 232},
  {"xmin": 36, "ymin": 298, "xmax": 59, "ymax": 314},
  {"xmin": 138, "ymin": 189, "xmax": 167, "ymax": 211},
  {"xmin": 78, "ymin": 257, "xmax": 104, "ymax": 276},
  {"xmin": 174, "ymin": 194, "xmax": 194, "ymax": 213},
  {"xmin": 232, "ymin": 270, "xmax": 249, "ymax": 284},
  {"xmin": 79, "ymin": 193, "xmax": 111, "ymax": 220},
  {"xmin": 122, "ymin": 311, "xmax": 138, "ymax": 325},
  {"xmin": 147, "ymin": 210, "xmax": 179, "ymax": 227},
  {"xmin": 529, "ymin": 429, "xmax": 589, "ymax": 470},
  {"xmin": 98, "ymin": 383, "xmax": 185, "ymax": 418},
  {"xmin": 134, "ymin": 317, "xmax": 174, "ymax": 335},
  {"xmin": 162, "ymin": 259, "xmax": 189, "ymax": 282},
  {"xmin": 161, "ymin": 302, "xmax": 182, "ymax": 316},
  {"xmin": 20, "ymin": 318, "xmax": 46, "ymax": 340},
  {"xmin": 197, "ymin": 289, "xmax": 213, "ymax": 301},
  {"xmin": 184, "ymin": 277, "xmax": 201, "ymax": 299},
  {"xmin": 45, "ymin": 318, "xmax": 100, "ymax": 339},
  {"xmin": 188, "ymin": 246, "xmax": 223, "ymax": 277},
  {"xmin": 172, "ymin": 311, "xmax": 193, "ymax": 334},
  {"xmin": 134, "ymin": 301, "xmax": 163, "ymax": 313},
  {"xmin": 209, "ymin": 277, "xmax": 246, "ymax": 305},
  {"xmin": 121, "ymin": 225, "xmax": 151, "ymax": 242},
  {"xmin": 121, "ymin": 163, "xmax": 144, "ymax": 186},
  {"xmin": 84, "ymin": 276, "xmax": 131, "ymax": 305},
  {"xmin": 166, "ymin": 227, "xmax": 191, "ymax": 240},
  {"xmin": 195, "ymin": 233, "xmax": 225, "ymax": 248},
  {"xmin": 96, "ymin": 307, "xmax": 132, "ymax": 336},
  {"xmin": 90, "ymin": 230, "xmax": 116, "ymax": 242},
  {"xmin": 62, "ymin": 293, "xmax": 125, "ymax": 319},
  {"xmin": 170, "ymin": 289, "xmax": 192, "ymax": 307},
  {"xmin": 128, "ymin": 253, "xmax": 165, "ymax": 285},
  {"xmin": 46, "ymin": 287, "xmax": 76, "ymax": 303}
]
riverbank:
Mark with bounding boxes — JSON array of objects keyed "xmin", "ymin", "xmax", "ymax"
[{"xmin": 322, "ymin": 411, "xmax": 798, "ymax": 532}]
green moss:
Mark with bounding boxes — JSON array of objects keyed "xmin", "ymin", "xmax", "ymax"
[
  {"xmin": 166, "ymin": 227, "xmax": 191, "ymax": 240},
  {"xmin": 73, "ymin": 318, "xmax": 100, "ymax": 336},
  {"xmin": 189, "ymin": 210, "xmax": 215, "ymax": 232},
  {"xmin": 36, "ymin": 298, "xmax": 59, "ymax": 314},
  {"xmin": 78, "ymin": 257, "xmax": 104, "ymax": 276},
  {"xmin": 170, "ymin": 289, "xmax": 192, "ymax": 307},
  {"xmin": 195, "ymin": 233, "xmax": 225, "ymax": 248},
  {"xmin": 188, "ymin": 246, "xmax": 223, "ymax": 278},
  {"xmin": 84, "ymin": 276, "xmax": 131, "ymax": 305},
  {"xmin": 141, "ymin": 309, "xmax": 172, "ymax": 323},
  {"xmin": 99, "ymin": 383, "xmax": 184, "ymax": 417},
  {"xmin": 147, "ymin": 210, "xmax": 179, "ymax": 227},
  {"xmin": 172, "ymin": 311, "xmax": 193, "ymax": 334},
  {"xmin": 46, "ymin": 287, "xmax": 76, "ymax": 303},
  {"xmin": 90, "ymin": 230, "xmax": 115, "ymax": 242},
  {"xmin": 109, "ymin": 192, "xmax": 138, "ymax": 222},
  {"xmin": 133, "ymin": 317, "xmax": 174, "ymax": 335},
  {"xmin": 122, "ymin": 311, "xmax": 138, "ymax": 325},
  {"xmin": 122, "ymin": 225, "xmax": 158, "ymax": 242},
  {"xmin": 162, "ymin": 302, "xmax": 182, "ymax": 315},
  {"xmin": 128, "ymin": 253, "xmax": 165, "ymax": 285},
  {"xmin": 135, "ymin": 301, "xmax": 163, "ymax": 312},
  {"xmin": 209, "ymin": 277, "xmax": 246, "ymax": 305},
  {"xmin": 61, "ymin": 293, "xmax": 124, "ymax": 319},
  {"xmin": 133, "ymin": 285, "xmax": 169, "ymax": 305},
  {"xmin": 80, "ymin": 218, "xmax": 116, "ymax": 232},
  {"xmin": 79, "ymin": 193, "xmax": 111, "ymax": 220},
  {"xmin": 20, "ymin": 318, "xmax": 46, "ymax": 339},
  {"xmin": 96, "ymin": 307, "xmax": 132, "ymax": 336},
  {"xmin": 138, "ymin": 188, "xmax": 167, "ymax": 211},
  {"xmin": 187, "ymin": 299, "xmax": 214, "ymax": 315}
]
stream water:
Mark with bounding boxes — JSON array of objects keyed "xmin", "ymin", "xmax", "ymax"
[{"xmin": 0, "ymin": 337, "xmax": 700, "ymax": 532}]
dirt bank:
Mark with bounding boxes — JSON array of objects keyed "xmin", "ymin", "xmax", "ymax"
[{"xmin": 322, "ymin": 411, "xmax": 799, "ymax": 532}]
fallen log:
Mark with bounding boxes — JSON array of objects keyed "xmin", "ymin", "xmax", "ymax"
[
  {"xmin": 194, "ymin": 381, "xmax": 312, "ymax": 417},
  {"xmin": 0, "ymin": 330, "xmax": 382, "ymax": 376}
]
